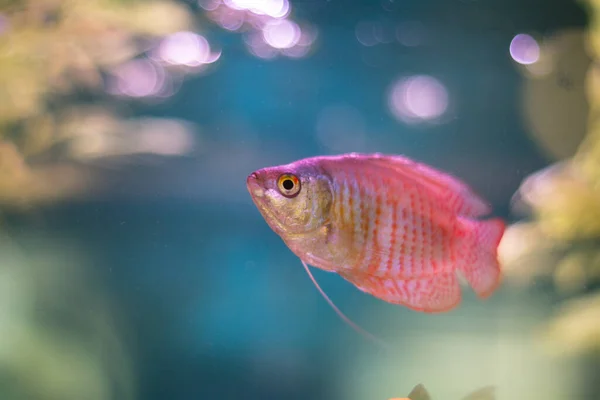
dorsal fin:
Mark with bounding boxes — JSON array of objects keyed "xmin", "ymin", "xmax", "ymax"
[{"xmin": 360, "ymin": 153, "xmax": 491, "ymax": 217}]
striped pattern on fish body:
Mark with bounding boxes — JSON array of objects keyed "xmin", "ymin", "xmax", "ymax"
[
  {"xmin": 326, "ymin": 161, "xmax": 456, "ymax": 279},
  {"xmin": 321, "ymin": 155, "xmax": 486, "ymax": 278},
  {"xmin": 246, "ymin": 153, "xmax": 506, "ymax": 313}
]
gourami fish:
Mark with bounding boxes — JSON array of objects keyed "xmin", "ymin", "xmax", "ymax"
[
  {"xmin": 246, "ymin": 153, "xmax": 505, "ymax": 341},
  {"xmin": 390, "ymin": 383, "xmax": 496, "ymax": 400}
]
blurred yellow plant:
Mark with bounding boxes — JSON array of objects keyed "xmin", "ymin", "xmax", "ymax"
[
  {"xmin": 0, "ymin": 0, "xmax": 193, "ymax": 119},
  {"xmin": 0, "ymin": 0, "xmax": 197, "ymax": 208},
  {"xmin": 501, "ymin": 0, "xmax": 600, "ymax": 356}
]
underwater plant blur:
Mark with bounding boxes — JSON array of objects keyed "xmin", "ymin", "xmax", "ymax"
[{"xmin": 0, "ymin": 0, "xmax": 598, "ymax": 399}]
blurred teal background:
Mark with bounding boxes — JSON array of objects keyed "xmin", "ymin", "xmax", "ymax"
[{"xmin": 1, "ymin": 0, "xmax": 597, "ymax": 399}]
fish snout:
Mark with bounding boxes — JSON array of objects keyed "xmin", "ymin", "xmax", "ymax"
[
  {"xmin": 247, "ymin": 171, "xmax": 258, "ymax": 184},
  {"xmin": 246, "ymin": 171, "xmax": 265, "ymax": 198}
]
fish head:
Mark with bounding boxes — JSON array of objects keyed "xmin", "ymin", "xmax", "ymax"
[{"xmin": 246, "ymin": 159, "xmax": 333, "ymax": 237}]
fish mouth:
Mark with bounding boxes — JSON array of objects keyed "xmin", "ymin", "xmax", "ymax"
[
  {"xmin": 246, "ymin": 172, "xmax": 265, "ymax": 198},
  {"xmin": 246, "ymin": 172, "xmax": 270, "ymax": 216},
  {"xmin": 246, "ymin": 172, "xmax": 285, "ymax": 233}
]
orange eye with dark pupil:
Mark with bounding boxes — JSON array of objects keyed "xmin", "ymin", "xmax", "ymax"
[{"xmin": 277, "ymin": 174, "xmax": 301, "ymax": 197}]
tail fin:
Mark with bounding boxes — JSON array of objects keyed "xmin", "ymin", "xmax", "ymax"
[{"xmin": 456, "ymin": 217, "xmax": 505, "ymax": 299}]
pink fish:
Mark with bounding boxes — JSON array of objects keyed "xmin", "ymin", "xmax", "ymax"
[{"xmin": 246, "ymin": 153, "xmax": 504, "ymax": 331}]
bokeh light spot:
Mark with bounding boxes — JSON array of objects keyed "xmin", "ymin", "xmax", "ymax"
[
  {"xmin": 510, "ymin": 34, "xmax": 540, "ymax": 65},
  {"xmin": 198, "ymin": 0, "xmax": 221, "ymax": 11},
  {"xmin": 224, "ymin": 0, "xmax": 290, "ymax": 19},
  {"xmin": 388, "ymin": 75, "xmax": 449, "ymax": 124},
  {"xmin": 282, "ymin": 45, "xmax": 310, "ymax": 58},
  {"xmin": 355, "ymin": 21, "xmax": 378, "ymax": 46},
  {"xmin": 262, "ymin": 19, "xmax": 300, "ymax": 49},
  {"xmin": 244, "ymin": 32, "xmax": 278, "ymax": 59},
  {"xmin": 218, "ymin": 9, "xmax": 246, "ymax": 31},
  {"xmin": 109, "ymin": 59, "xmax": 164, "ymax": 98},
  {"xmin": 158, "ymin": 31, "xmax": 216, "ymax": 66}
]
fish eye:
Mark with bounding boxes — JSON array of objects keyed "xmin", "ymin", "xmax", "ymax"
[{"xmin": 277, "ymin": 174, "xmax": 301, "ymax": 198}]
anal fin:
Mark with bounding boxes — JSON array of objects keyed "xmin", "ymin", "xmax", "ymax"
[{"xmin": 340, "ymin": 271, "xmax": 462, "ymax": 313}]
